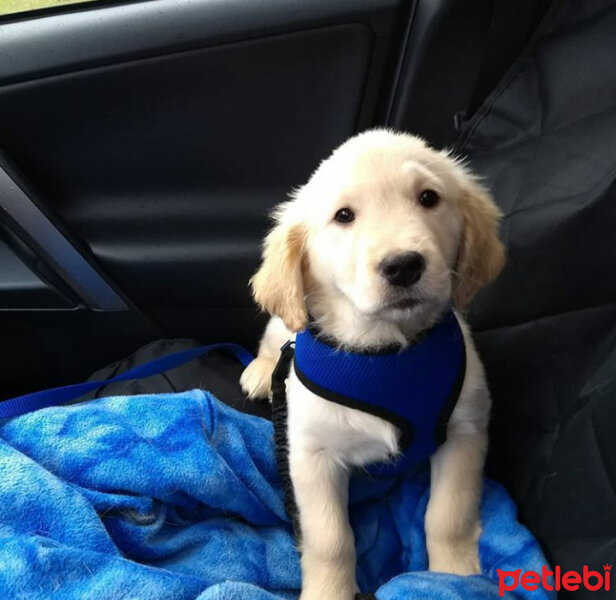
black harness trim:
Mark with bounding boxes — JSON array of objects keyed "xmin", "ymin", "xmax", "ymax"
[
  {"xmin": 271, "ymin": 341, "xmax": 302, "ymax": 541},
  {"xmin": 293, "ymin": 361, "xmax": 415, "ymax": 452}
]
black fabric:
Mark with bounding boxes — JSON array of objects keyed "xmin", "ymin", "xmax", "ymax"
[
  {"xmin": 465, "ymin": 0, "xmax": 551, "ymax": 119},
  {"xmin": 78, "ymin": 338, "xmax": 272, "ymax": 421},
  {"xmin": 457, "ymin": 0, "xmax": 616, "ymax": 593}
]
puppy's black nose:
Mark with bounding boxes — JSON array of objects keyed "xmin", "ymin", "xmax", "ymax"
[{"xmin": 379, "ymin": 252, "xmax": 425, "ymax": 287}]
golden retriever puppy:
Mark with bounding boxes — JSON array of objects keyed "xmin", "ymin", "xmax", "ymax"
[{"xmin": 241, "ymin": 129, "xmax": 504, "ymax": 600}]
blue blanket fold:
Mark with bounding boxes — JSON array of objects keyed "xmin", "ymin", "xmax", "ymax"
[{"xmin": 0, "ymin": 390, "xmax": 553, "ymax": 599}]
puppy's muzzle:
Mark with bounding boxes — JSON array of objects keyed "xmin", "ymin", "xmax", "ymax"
[{"xmin": 379, "ymin": 251, "xmax": 425, "ymax": 287}]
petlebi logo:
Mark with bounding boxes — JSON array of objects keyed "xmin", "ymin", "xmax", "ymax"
[{"xmin": 497, "ymin": 564, "xmax": 611, "ymax": 596}]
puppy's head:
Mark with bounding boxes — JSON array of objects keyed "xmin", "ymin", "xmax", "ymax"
[{"xmin": 251, "ymin": 130, "xmax": 504, "ymax": 332}]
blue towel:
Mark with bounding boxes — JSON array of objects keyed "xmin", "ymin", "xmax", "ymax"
[{"xmin": 0, "ymin": 390, "xmax": 553, "ymax": 599}]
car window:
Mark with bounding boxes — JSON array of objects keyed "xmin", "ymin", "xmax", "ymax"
[{"xmin": 0, "ymin": 0, "xmax": 98, "ymax": 17}]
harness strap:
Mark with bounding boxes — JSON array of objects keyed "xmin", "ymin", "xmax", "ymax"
[
  {"xmin": 292, "ymin": 311, "xmax": 466, "ymax": 478},
  {"xmin": 0, "ymin": 343, "xmax": 254, "ymax": 419},
  {"xmin": 271, "ymin": 340, "xmax": 301, "ymax": 540}
]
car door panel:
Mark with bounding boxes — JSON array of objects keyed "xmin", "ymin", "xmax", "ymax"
[
  {"xmin": 0, "ymin": 0, "xmax": 409, "ymax": 396},
  {"xmin": 1, "ymin": 25, "xmax": 374, "ymax": 308}
]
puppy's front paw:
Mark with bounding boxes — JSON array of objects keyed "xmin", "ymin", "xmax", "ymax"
[
  {"xmin": 240, "ymin": 357, "xmax": 276, "ymax": 400},
  {"xmin": 428, "ymin": 537, "xmax": 481, "ymax": 575}
]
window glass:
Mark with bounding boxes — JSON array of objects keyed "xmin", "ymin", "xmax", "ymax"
[{"xmin": 0, "ymin": 0, "xmax": 99, "ymax": 17}]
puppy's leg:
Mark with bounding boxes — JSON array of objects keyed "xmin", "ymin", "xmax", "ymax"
[
  {"xmin": 291, "ymin": 446, "xmax": 357, "ymax": 600},
  {"xmin": 425, "ymin": 423, "xmax": 486, "ymax": 575},
  {"xmin": 240, "ymin": 316, "xmax": 291, "ymax": 400}
]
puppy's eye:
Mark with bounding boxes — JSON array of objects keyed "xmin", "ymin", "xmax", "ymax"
[
  {"xmin": 334, "ymin": 208, "xmax": 355, "ymax": 224},
  {"xmin": 418, "ymin": 189, "xmax": 440, "ymax": 209}
]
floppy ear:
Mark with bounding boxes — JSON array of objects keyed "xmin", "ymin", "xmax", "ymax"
[
  {"xmin": 452, "ymin": 177, "xmax": 506, "ymax": 310},
  {"xmin": 250, "ymin": 216, "xmax": 308, "ymax": 332}
]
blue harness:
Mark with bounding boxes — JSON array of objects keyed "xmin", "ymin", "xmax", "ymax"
[{"xmin": 273, "ymin": 310, "xmax": 466, "ymax": 480}]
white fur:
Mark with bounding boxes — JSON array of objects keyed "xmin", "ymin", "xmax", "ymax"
[{"xmin": 240, "ymin": 130, "xmax": 504, "ymax": 600}]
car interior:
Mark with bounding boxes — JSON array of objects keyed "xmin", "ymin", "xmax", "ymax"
[{"xmin": 0, "ymin": 0, "xmax": 614, "ymax": 598}]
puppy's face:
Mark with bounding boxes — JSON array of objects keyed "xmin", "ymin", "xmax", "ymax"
[
  {"xmin": 251, "ymin": 130, "xmax": 505, "ymax": 333},
  {"xmin": 303, "ymin": 137, "xmax": 464, "ymax": 321}
]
